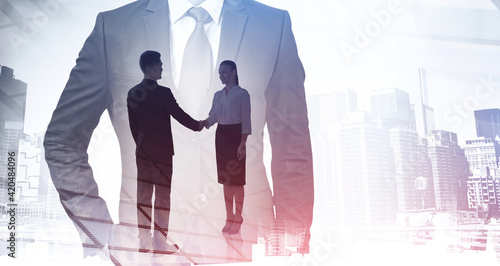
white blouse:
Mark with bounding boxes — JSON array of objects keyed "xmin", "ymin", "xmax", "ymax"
[{"xmin": 206, "ymin": 85, "xmax": 251, "ymax": 134}]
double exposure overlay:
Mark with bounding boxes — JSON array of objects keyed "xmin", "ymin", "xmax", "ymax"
[{"xmin": 1, "ymin": 0, "xmax": 500, "ymax": 265}]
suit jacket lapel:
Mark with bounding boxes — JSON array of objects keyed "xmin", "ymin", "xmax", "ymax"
[
  {"xmin": 143, "ymin": 0, "xmax": 248, "ymax": 94},
  {"xmin": 144, "ymin": 0, "xmax": 176, "ymax": 90},
  {"xmin": 210, "ymin": 0, "xmax": 248, "ymax": 93}
]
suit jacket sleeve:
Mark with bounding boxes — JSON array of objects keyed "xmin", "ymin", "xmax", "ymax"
[
  {"xmin": 264, "ymin": 11, "xmax": 314, "ymax": 225},
  {"xmin": 127, "ymin": 92, "xmax": 139, "ymax": 143},
  {"xmin": 43, "ymin": 12, "xmax": 113, "ymax": 245},
  {"xmin": 165, "ymin": 89, "xmax": 201, "ymax": 131}
]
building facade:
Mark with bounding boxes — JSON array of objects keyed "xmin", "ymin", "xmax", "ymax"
[
  {"xmin": 467, "ymin": 167, "xmax": 500, "ymax": 215},
  {"xmin": 425, "ymin": 130, "xmax": 470, "ymax": 220},
  {"xmin": 335, "ymin": 112, "xmax": 397, "ymax": 227},
  {"xmin": 370, "ymin": 88, "xmax": 412, "ymax": 130},
  {"xmin": 0, "ymin": 66, "xmax": 27, "ymax": 203},
  {"xmin": 390, "ymin": 128, "xmax": 420, "ymax": 211},
  {"xmin": 475, "ymin": 109, "xmax": 500, "ymax": 140},
  {"xmin": 463, "ymin": 137, "xmax": 500, "ymax": 176}
]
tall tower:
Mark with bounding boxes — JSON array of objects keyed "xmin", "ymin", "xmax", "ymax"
[
  {"xmin": 335, "ymin": 111, "xmax": 397, "ymax": 227},
  {"xmin": 389, "ymin": 128, "xmax": 420, "ymax": 211},
  {"xmin": 0, "ymin": 66, "xmax": 27, "ymax": 203},
  {"xmin": 425, "ymin": 130, "xmax": 470, "ymax": 218},
  {"xmin": 370, "ymin": 88, "xmax": 412, "ymax": 129},
  {"xmin": 308, "ymin": 91, "xmax": 358, "ymax": 228},
  {"xmin": 416, "ymin": 139, "xmax": 434, "ymax": 209},
  {"xmin": 474, "ymin": 109, "xmax": 500, "ymax": 139},
  {"xmin": 413, "ymin": 68, "xmax": 436, "ymax": 136},
  {"xmin": 309, "ymin": 90, "xmax": 357, "ymax": 139},
  {"xmin": 330, "ymin": 89, "xmax": 358, "ymax": 126}
]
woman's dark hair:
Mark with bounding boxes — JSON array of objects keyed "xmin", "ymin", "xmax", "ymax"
[
  {"xmin": 139, "ymin": 50, "xmax": 161, "ymax": 73},
  {"xmin": 220, "ymin": 60, "xmax": 239, "ymax": 85}
]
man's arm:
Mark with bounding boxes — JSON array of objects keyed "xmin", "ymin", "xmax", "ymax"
[
  {"xmin": 127, "ymin": 93, "xmax": 140, "ymax": 143},
  {"xmin": 264, "ymin": 10, "xmax": 314, "ymax": 250},
  {"xmin": 43, "ymin": 12, "xmax": 113, "ymax": 255},
  {"xmin": 164, "ymin": 89, "xmax": 201, "ymax": 131}
]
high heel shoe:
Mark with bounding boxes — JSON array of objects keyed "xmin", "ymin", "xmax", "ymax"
[
  {"xmin": 222, "ymin": 218, "xmax": 233, "ymax": 233},
  {"xmin": 227, "ymin": 217, "xmax": 243, "ymax": 234}
]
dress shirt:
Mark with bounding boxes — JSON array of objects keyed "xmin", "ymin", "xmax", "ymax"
[
  {"xmin": 206, "ymin": 85, "xmax": 251, "ymax": 135},
  {"xmin": 170, "ymin": 0, "xmax": 224, "ymax": 89}
]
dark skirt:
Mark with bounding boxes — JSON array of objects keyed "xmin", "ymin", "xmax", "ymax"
[{"xmin": 216, "ymin": 124, "xmax": 245, "ymax": 186}]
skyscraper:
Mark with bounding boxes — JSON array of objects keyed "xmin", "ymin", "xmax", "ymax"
[
  {"xmin": 335, "ymin": 111, "xmax": 397, "ymax": 227},
  {"xmin": 308, "ymin": 90, "xmax": 357, "ymax": 140},
  {"xmin": 308, "ymin": 91, "xmax": 358, "ymax": 228},
  {"xmin": 0, "ymin": 66, "xmax": 27, "ymax": 203},
  {"xmin": 329, "ymin": 89, "xmax": 358, "ymax": 126},
  {"xmin": 415, "ymin": 139, "xmax": 434, "ymax": 209},
  {"xmin": 413, "ymin": 68, "xmax": 436, "ymax": 136},
  {"xmin": 424, "ymin": 130, "xmax": 470, "ymax": 218},
  {"xmin": 475, "ymin": 109, "xmax": 500, "ymax": 140},
  {"xmin": 370, "ymin": 88, "xmax": 412, "ymax": 129},
  {"xmin": 389, "ymin": 128, "xmax": 420, "ymax": 211}
]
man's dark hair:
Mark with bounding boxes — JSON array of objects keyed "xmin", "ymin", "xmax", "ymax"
[{"xmin": 139, "ymin": 50, "xmax": 161, "ymax": 73}]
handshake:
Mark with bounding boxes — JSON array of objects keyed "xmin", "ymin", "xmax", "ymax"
[{"xmin": 197, "ymin": 119, "xmax": 210, "ymax": 131}]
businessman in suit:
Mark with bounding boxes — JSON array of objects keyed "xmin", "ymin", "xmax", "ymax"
[
  {"xmin": 127, "ymin": 50, "xmax": 202, "ymax": 252},
  {"xmin": 44, "ymin": 0, "xmax": 314, "ymax": 261}
]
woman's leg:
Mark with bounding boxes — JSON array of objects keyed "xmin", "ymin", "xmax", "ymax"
[
  {"xmin": 228, "ymin": 185, "xmax": 244, "ymax": 234},
  {"xmin": 234, "ymin": 185, "xmax": 244, "ymax": 222},
  {"xmin": 223, "ymin": 185, "xmax": 234, "ymax": 232}
]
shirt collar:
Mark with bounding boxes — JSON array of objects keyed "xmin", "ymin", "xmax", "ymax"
[
  {"xmin": 224, "ymin": 84, "xmax": 240, "ymax": 93},
  {"xmin": 142, "ymin": 79, "xmax": 158, "ymax": 86},
  {"xmin": 170, "ymin": 0, "xmax": 224, "ymax": 25}
]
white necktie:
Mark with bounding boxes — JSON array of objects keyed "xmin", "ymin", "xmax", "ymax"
[{"xmin": 179, "ymin": 7, "xmax": 212, "ymax": 116}]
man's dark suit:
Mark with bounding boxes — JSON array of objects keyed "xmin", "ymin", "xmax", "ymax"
[
  {"xmin": 43, "ymin": 0, "xmax": 314, "ymax": 260},
  {"xmin": 127, "ymin": 79, "xmax": 200, "ymax": 241}
]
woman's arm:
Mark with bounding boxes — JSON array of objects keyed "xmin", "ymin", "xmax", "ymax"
[
  {"xmin": 204, "ymin": 92, "xmax": 219, "ymax": 128},
  {"xmin": 238, "ymin": 90, "xmax": 251, "ymax": 160},
  {"xmin": 237, "ymin": 134, "xmax": 249, "ymax": 161},
  {"xmin": 241, "ymin": 90, "xmax": 252, "ymax": 135}
]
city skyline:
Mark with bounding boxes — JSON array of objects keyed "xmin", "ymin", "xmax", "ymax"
[{"xmin": 309, "ymin": 85, "xmax": 500, "ymax": 217}]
